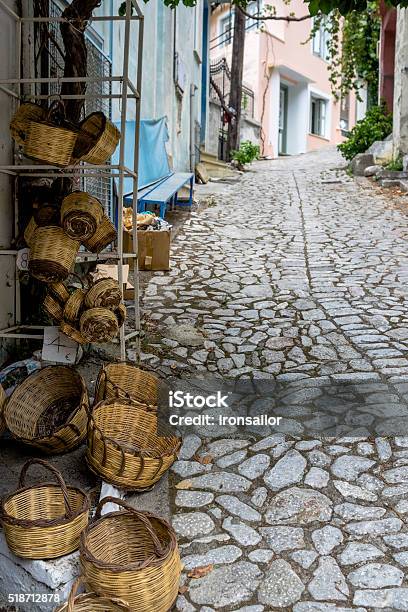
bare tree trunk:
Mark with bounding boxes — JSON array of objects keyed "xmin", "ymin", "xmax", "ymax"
[
  {"xmin": 226, "ymin": 7, "xmax": 245, "ymax": 160},
  {"xmin": 60, "ymin": 0, "xmax": 101, "ymax": 122}
]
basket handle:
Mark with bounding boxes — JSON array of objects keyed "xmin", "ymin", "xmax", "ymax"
[
  {"xmin": 95, "ymin": 497, "xmax": 166, "ymax": 557},
  {"xmin": 18, "ymin": 458, "xmax": 74, "ymax": 517},
  {"xmin": 66, "ymin": 577, "xmax": 84, "ymax": 612}
]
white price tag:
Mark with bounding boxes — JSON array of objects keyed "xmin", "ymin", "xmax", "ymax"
[{"xmin": 16, "ymin": 248, "xmax": 30, "ymax": 271}]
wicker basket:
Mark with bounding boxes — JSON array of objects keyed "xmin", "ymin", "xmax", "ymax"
[
  {"xmin": 43, "ymin": 293, "xmax": 64, "ymax": 322},
  {"xmin": 24, "ymin": 119, "xmax": 78, "ymax": 167},
  {"xmin": 4, "ymin": 366, "xmax": 89, "ymax": 454},
  {"xmin": 80, "ymin": 308, "xmax": 119, "ymax": 343},
  {"xmin": 29, "ymin": 227, "xmax": 80, "ymax": 283},
  {"xmin": 84, "ymin": 278, "xmax": 121, "ymax": 311},
  {"xmin": 80, "ymin": 497, "xmax": 181, "ymax": 612},
  {"xmin": 60, "ymin": 321, "xmax": 88, "ymax": 345},
  {"xmin": 87, "ymin": 399, "xmax": 181, "ymax": 490},
  {"xmin": 55, "ymin": 576, "xmax": 130, "ymax": 612},
  {"xmin": 24, "ymin": 216, "xmax": 38, "ymax": 247},
  {"xmin": 73, "ymin": 113, "xmax": 121, "ymax": 165},
  {"xmin": 64, "ymin": 289, "xmax": 86, "ymax": 324},
  {"xmin": 49, "ymin": 282, "xmax": 70, "ymax": 303},
  {"xmin": 115, "ymin": 304, "xmax": 126, "ymax": 328},
  {"xmin": 94, "ymin": 362, "xmax": 159, "ymax": 406},
  {"xmin": 82, "ymin": 215, "xmax": 117, "ymax": 253},
  {"xmin": 0, "ymin": 384, "xmax": 7, "ymax": 437},
  {"xmin": 1, "ymin": 459, "xmax": 89, "ymax": 559},
  {"xmin": 10, "ymin": 102, "xmax": 47, "ymax": 146},
  {"xmin": 61, "ymin": 192, "xmax": 104, "ymax": 241}
]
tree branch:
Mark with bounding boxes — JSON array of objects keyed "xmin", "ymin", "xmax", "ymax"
[
  {"xmin": 237, "ymin": 6, "xmax": 312, "ymax": 21},
  {"xmin": 60, "ymin": 0, "xmax": 102, "ymax": 122}
]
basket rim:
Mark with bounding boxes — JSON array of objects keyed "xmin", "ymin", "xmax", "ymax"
[
  {"xmin": 80, "ymin": 506, "xmax": 177, "ymax": 572},
  {"xmin": 1, "ymin": 482, "xmax": 90, "ymax": 528},
  {"xmin": 27, "ymin": 120, "xmax": 79, "ymax": 135},
  {"xmin": 95, "ymin": 361, "xmax": 159, "ymax": 407},
  {"xmin": 4, "ymin": 365, "xmax": 88, "ymax": 442},
  {"xmin": 89, "ymin": 398, "xmax": 181, "ymax": 459}
]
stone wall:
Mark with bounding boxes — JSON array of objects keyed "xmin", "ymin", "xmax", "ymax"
[
  {"xmin": 207, "ymin": 100, "xmax": 262, "ymax": 159},
  {"xmin": 393, "ymin": 8, "xmax": 408, "ymax": 155}
]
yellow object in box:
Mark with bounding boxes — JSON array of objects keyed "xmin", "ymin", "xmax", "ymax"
[{"xmin": 123, "ymin": 229, "xmax": 171, "ymax": 271}]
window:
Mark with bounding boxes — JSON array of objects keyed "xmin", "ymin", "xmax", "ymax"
[
  {"xmin": 312, "ymin": 17, "xmax": 330, "ymax": 60},
  {"xmin": 220, "ymin": 13, "xmax": 234, "ymax": 46},
  {"xmin": 310, "ymin": 96, "xmax": 328, "ymax": 137},
  {"xmin": 245, "ymin": 1, "xmax": 260, "ymax": 31}
]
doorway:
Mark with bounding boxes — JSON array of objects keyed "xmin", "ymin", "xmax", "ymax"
[{"xmin": 278, "ymin": 84, "xmax": 288, "ymax": 155}]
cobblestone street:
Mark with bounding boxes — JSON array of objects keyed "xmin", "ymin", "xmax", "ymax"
[{"xmin": 136, "ymin": 147, "xmax": 408, "ymax": 611}]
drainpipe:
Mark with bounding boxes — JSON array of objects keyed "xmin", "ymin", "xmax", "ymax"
[{"xmin": 190, "ymin": 83, "xmax": 198, "ymax": 171}]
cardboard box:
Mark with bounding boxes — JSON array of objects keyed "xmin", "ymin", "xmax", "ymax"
[{"xmin": 123, "ymin": 229, "xmax": 171, "ymax": 271}]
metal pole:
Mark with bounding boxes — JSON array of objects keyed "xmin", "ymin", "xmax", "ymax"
[
  {"xmin": 131, "ymin": 13, "xmax": 144, "ymax": 364},
  {"xmin": 117, "ymin": 0, "xmax": 132, "ymax": 361}
]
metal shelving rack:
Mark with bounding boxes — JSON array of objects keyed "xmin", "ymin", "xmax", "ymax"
[{"xmin": 0, "ymin": 0, "xmax": 144, "ymax": 361}]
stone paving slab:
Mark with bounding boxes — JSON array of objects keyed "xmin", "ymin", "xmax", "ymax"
[{"xmin": 129, "ymin": 148, "xmax": 408, "ymax": 610}]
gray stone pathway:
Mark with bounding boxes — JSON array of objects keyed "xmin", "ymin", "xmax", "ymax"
[{"xmin": 131, "ymin": 148, "xmax": 408, "ymax": 610}]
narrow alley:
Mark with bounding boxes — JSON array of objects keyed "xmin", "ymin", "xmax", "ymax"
[{"xmin": 137, "ymin": 148, "xmax": 408, "ymax": 610}]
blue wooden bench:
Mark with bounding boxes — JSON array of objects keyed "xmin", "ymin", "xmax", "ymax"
[
  {"xmin": 138, "ymin": 172, "xmax": 194, "ymax": 218},
  {"xmin": 124, "ymin": 172, "xmax": 194, "ymax": 219}
]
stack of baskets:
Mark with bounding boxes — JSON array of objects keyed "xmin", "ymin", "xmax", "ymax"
[
  {"xmin": 0, "ymin": 361, "xmax": 183, "ymax": 610},
  {"xmin": 43, "ymin": 277, "xmax": 126, "ymax": 344},
  {"xmin": 10, "ymin": 103, "xmax": 120, "ymax": 167}
]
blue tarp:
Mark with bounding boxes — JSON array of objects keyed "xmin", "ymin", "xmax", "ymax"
[{"xmin": 113, "ymin": 117, "xmax": 171, "ymax": 196}]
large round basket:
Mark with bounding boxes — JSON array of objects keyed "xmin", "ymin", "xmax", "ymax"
[
  {"xmin": 43, "ymin": 293, "xmax": 64, "ymax": 322},
  {"xmin": 10, "ymin": 102, "xmax": 47, "ymax": 145},
  {"xmin": 55, "ymin": 576, "xmax": 130, "ymax": 612},
  {"xmin": 1, "ymin": 459, "xmax": 89, "ymax": 559},
  {"xmin": 29, "ymin": 227, "xmax": 80, "ymax": 283},
  {"xmin": 94, "ymin": 362, "xmax": 159, "ymax": 407},
  {"xmin": 83, "ymin": 215, "xmax": 117, "ymax": 253},
  {"xmin": 0, "ymin": 384, "xmax": 7, "ymax": 437},
  {"xmin": 64, "ymin": 289, "xmax": 86, "ymax": 324},
  {"xmin": 24, "ymin": 120, "xmax": 78, "ymax": 167},
  {"xmin": 80, "ymin": 497, "xmax": 181, "ymax": 612},
  {"xmin": 80, "ymin": 308, "xmax": 119, "ymax": 343},
  {"xmin": 60, "ymin": 321, "xmax": 88, "ymax": 345},
  {"xmin": 73, "ymin": 112, "xmax": 121, "ymax": 165},
  {"xmin": 4, "ymin": 366, "xmax": 89, "ymax": 454},
  {"xmin": 84, "ymin": 278, "xmax": 121, "ymax": 310},
  {"xmin": 87, "ymin": 399, "xmax": 181, "ymax": 490},
  {"xmin": 61, "ymin": 192, "xmax": 104, "ymax": 241}
]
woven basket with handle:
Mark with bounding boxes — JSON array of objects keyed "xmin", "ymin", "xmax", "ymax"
[
  {"xmin": 43, "ymin": 293, "xmax": 64, "ymax": 322},
  {"xmin": 80, "ymin": 308, "xmax": 119, "ymax": 343},
  {"xmin": 82, "ymin": 215, "xmax": 117, "ymax": 253},
  {"xmin": 61, "ymin": 192, "xmax": 104, "ymax": 241},
  {"xmin": 94, "ymin": 362, "xmax": 159, "ymax": 407},
  {"xmin": 55, "ymin": 576, "xmax": 130, "ymax": 612},
  {"xmin": 0, "ymin": 384, "xmax": 7, "ymax": 437},
  {"xmin": 84, "ymin": 278, "xmax": 121, "ymax": 311},
  {"xmin": 1, "ymin": 459, "xmax": 89, "ymax": 559},
  {"xmin": 4, "ymin": 366, "xmax": 89, "ymax": 454},
  {"xmin": 10, "ymin": 102, "xmax": 47, "ymax": 146},
  {"xmin": 73, "ymin": 112, "xmax": 121, "ymax": 165},
  {"xmin": 87, "ymin": 399, "xmax": 181, "ymax": 490},
  {"xmin": 80, "ymin": 497, "xmax": 181, "ymax": 612},
  {"xmin": 64, "ymin": 289, "xmax": 86, "ymax": 324},
  {"xmin": 29, "ymin": 226, "xmax": 80, "ymax": 283}
]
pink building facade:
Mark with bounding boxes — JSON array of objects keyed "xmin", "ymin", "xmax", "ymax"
[{"xmin": 210, "ymin": 1, "xmax": 366, "ymax": 157}]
